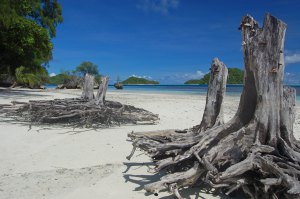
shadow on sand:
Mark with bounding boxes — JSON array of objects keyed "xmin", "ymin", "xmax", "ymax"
[
  {"xmin": 123, "ymin": 161, "xmax": 245, "ymax": 199},
  {"xmin": 0, "ymin": 88, "xmax": 51, "ymax": 99}
]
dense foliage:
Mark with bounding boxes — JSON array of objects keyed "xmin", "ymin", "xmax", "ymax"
[
  {"xmin": 0, "ymin": 18, "xmax": 52, "ymax": 76},
  {"xmin": 184, "ymin": 68, "xmax": 244, "ymax": 84},
  {"xmin": 75, "ymin": 61, "xmax": 99, "ymax": 76},
  {"xmin": 48, "ymin": 73, "xmax": 70, "ymax": 85},
  {"xmin": 122, "ymin": 77, "xmax": 159, "ymax": 85},
  {"xmin": 0, "ymin": 0, "xmax": 63, "ymax": 87},
  {"xmin": 49, "ymin": 62, "xmax": 101, "ymax": 86},
  {"xmin": 15, "ymin": 66, "xmax": 49, "ymax": 88},
  {"xmin": 227, "ymin": 68, "xmax": 244, "ymax": 84}
]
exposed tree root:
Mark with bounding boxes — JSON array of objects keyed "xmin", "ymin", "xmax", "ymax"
[
  {"xmin": 0, "ymin": 98, "xmax": 159, "ymax": 128},
  {"xmin": 126, "ymin": 14, "xmax": 300, "ymax": 199},
  {"xmin": 0, "ymin": 75, "xmax": 159, "ymax": 128}
]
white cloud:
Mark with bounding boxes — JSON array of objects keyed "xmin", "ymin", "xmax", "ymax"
[
  {"xmin": 285, "ymin": 53, "xmax": 300, "ymax": 64},
  {"xmin": 131, "ymin": 74, "xmax": 153, "ymax": 80},
  {"xmin": 137, "ymin": 0, "xmax": 179, "ymax": 14},
  {"xmin": 49, "ymin": 73, "xmax": 56, "ymax": 77},
  {"xmin": 157, "ymin": 70, "xmax": 206, "ymax": 84},
  {"xmin": 184, "ymin": 70, "xmax": 205, "ymax": 79}
]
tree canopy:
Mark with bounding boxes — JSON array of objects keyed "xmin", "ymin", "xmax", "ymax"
[
  {"xmin": 75, "ymin": 61, "xmax": 100, "ymax": 76},
  {"xmin": 15, "ymin": 65, "xmax": 49, "ymax": 88},
  {"xmin": 0, "ymin": 0, "xmax": 63, "ymax": 37},
  {"xmin": 184, "ymin": 68, "xmax": 244, "ymax": 84},
  {"xmin": 0, "ymin": 0, "xmax": 63, "ymax": 87}
]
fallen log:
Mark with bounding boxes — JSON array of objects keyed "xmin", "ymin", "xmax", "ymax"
[{"xmin": 126, "ymin": 14, "xmax": 300, "ymax": 199}]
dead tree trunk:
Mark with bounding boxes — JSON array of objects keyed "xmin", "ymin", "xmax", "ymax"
[
  {"xmin": 127, "ymin": 14, "xmax": 300, "ymax": 199},
  {"xmin": 127, "ymin": 58, "xmax": 227, "ymax": 160},
  {"xmin": 96, "ymin": 76, "xmax": 109, "ymax": 105},
  {"xmin": 194, "ymin": 58, "xmax": 228, "ymax": 132},
  {"xmin": 81, "ymin": 73, "xmax": 94, "ymax": 100}
]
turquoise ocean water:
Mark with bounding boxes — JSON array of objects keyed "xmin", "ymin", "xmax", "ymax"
[{"xmin": 46, "ymin": 84, "xmax": 300, "ymax": 102}]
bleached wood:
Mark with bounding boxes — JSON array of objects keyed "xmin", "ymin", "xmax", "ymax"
[
  {"xmin": 126, "ymin": 14, "xmax": 300, "ymax": 199},
  {"xmin": 194, "ymin": 57, "xmax": 228, "ymax": 132},
  {"xmin": 96, "ymin": 76, "xmax": 109, "ymax": 105},
  {"xmin": 81, "ymin": 73, "xmax": 94, "ymax": 100}
]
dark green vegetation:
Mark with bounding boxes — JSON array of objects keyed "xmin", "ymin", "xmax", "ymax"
[
  {"xmin": 75, "ymin": 61, "xmax": 99, "ymax": 76},
  {"xmin": 122, "ymin": 77, "xmax": 159, "ymax": 85},
  {"xmin": 185, "ymin": 68, "xmax": 244, "ymax": 84},
  {"xmin": 0, "ymin": 0, "xmax": 63, "ymax": 88},
  {"xmin": 48, "ymin": 73, "xmax": 69, "ymax": 85},
  {"xmin": 15, "ymin": 66, "xmax": 49, "ymax": 88},
  {"xmin": 75, "ymin": 61, "xmax": 101, "ymax": 84},
  {"xmin": 226, "ymin": 68, "xmax": 244, "ymax": 84},
  {"xmin": 49, "ymin": 61, "xmax": 101, "ymax": 86}
]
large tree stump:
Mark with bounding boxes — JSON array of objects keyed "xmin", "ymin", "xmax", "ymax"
[{"xmin": 126, "ymin": 14, "xmax": 300, "ymax": 199}]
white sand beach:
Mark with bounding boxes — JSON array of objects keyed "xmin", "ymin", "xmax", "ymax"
[{"xmin": 0, "ymin": 88, "xmax": 299, "ymax": 199}]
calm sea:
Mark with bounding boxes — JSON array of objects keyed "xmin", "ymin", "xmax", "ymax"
[{"xmin": 46, "ymin": 84, "xmax": 300, "ymax": 102}]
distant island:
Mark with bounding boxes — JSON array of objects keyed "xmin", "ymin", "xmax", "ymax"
[
  {"xmin": 122, "ymin": 77, "xmax": 159, "ymax": 85},
  {"xmin": 185, "ymin": 68, "xmax": 244, "ymax": 84}
]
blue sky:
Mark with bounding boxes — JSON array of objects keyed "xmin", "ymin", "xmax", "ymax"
[{"xmin": 49, "ymin": 0, "xmax": 300, "ymax": 84}]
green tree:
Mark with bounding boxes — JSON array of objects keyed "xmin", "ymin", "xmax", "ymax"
[
  {"xmin": 15, "ymin": 65, "xmax": 49, "ymax": 88},
  {"xmin": 0, "ymin": 0, "xmax": 63, "ymax": 85},
  {"xmin": 48, "ymin": 73, "xmax": 71, "ymax": 85},
  {"xmin": 0, "ymin": 17, "xmax": 52, "ymax": 76},
  {"xmin": 0, "ymin": 0, "xmax": 63, "ymax": 37},
  {"xmin": 75, "ymin": 61, "xmax": 99, "ymax": 76}
]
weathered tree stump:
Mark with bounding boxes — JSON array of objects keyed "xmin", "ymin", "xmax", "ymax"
[
  {"xmin": 96, "ymin": 76, "xmax": 109, "ymax": 105},
  {"xmin": 193, "ymin": 58, "xmax": 228, "ymax": 133},
  {"xmin": 126, "ymin": 58, "xmax": 227, "ymax": 158},
  {"xmin": 126, "ymin": 14, "xmax": 300, "ymax": 199},
  {"xmin": 81, "ymin": 73, "xmax": 95, "ymax": 100}
]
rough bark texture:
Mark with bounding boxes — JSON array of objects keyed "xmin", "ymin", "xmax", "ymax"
[
  {"xmin": 126, "ymin": 58, "xmax": 228, "ymax": 160},
  {"xmin": 126, "ymin": 14, "xmax": 300, "ymax": 199},
  {"xmin": 96, "ymin": 76, "xmax": 109, "ymax": 105},
  {"xmin": 81, "ymin": 73, "xmax": 95, "ymax": 100},
  {"xmin": 194, "ymin": 58, "xmax": 228, "ymax": 133}
]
